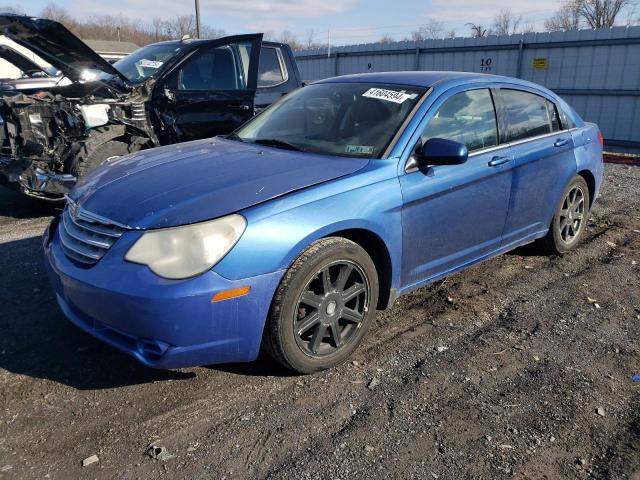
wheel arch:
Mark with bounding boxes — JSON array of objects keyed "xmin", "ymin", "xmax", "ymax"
[
  {"xmin": 577, "ymin": 169, "xmax": 596, "ymax": 210},
  {"xmin": 323, "ymin": 228, "xmax": 394, "ymax": 311}
]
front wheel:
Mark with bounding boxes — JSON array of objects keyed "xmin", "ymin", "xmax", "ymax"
[
  {"xmin": 537, "ymin": 175, "xmax": 590, "ymax": 254},
  {"xmin": 263, "ymin": 237, "xmax": 379, "ymax": 373},
  {"xmin": 73, "ymin": 140, "xmax": 131, "ymax": 179}
]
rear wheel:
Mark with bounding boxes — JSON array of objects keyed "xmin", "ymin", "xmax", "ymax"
[
  {"xmin": 537, "ymin": 175, "xmax": 590, "ymax": 254},
  {"xmin": 264, "ymin": 237, "xmax": 379, "ymax": 373}
]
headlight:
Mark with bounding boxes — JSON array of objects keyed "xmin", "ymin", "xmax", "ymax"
[{"xmin": 125, "ymin": 214, "xmax": 246, "ymax": 279}]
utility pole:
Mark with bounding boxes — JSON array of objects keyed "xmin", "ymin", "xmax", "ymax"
[
  {"xmin": 195, "ymin": 0, "xmax": 201, "ymax": 38},
  {"xmin": 116, "ymin": 26, "xmax": 121, "ymax": 42},
  {"xmin": 327, "ymin": 29, "xmax": 331, "ymax": 58}
]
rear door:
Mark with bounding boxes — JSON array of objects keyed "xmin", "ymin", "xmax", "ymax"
[
  {"xmin": 254, "ymin": 45, "xmax": 297, "ymax": 112},
  {"xmin": 153, "ymin": 34, "xmax": 262, "ymax": 143},
  {"xmin": 496, "ymin": 88, "xmax": 577, "ymax": 245},
  {"xmin": 399, "ymin": 87, "xmax": 513, "ymax": 287}
]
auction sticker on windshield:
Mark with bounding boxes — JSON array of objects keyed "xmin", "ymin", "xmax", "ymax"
[
  {"xmin": 362, "ymin": 88, "xmax": 417, "ymax": 104},
  {"xmin": 345, "ymin": 145, "xmax": 375, "ymax": 155},
  {"xmin": 139, "ymin": 59, "xmax": 163, "ymax": 69}
]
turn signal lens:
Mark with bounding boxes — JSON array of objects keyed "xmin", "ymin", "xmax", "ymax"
[
  {"xmin": 597, "ymin": 130, "xmax": 604, "ymax": 147},
  {"xmin": 211, "ymin": 286, "xmax": 251, "ymax": 302}
]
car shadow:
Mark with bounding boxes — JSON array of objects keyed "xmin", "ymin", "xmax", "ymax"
[
  {"xmin": 0, "ymin": 185, "xmax": 62, "ymax": 219},
  {"xmin": 508, "ymin": 242, "xmax": 548, "ymax": 257},
  {"xmin": 0, "ymin": 235, "xmax": 195, "ymax": 390},
  {"xmin": 210, "ymin": 354, "xmax": 295, "ymax": 378}
]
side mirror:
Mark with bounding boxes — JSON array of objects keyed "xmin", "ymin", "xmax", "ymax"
[{"xmin": 414, "ymin": 138, "xmax": 468, "ymax": 168}]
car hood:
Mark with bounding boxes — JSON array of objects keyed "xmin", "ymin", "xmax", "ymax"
[
  {"xmin": 0, "ymin": 15, "xmax": 128, "ymax": 84},
  {"xmin": 70, "ymin": 138, "xmax": 370, "ymax": 229}
]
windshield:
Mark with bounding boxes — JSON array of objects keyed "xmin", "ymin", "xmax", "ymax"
[
  {"xmin": 234, "ymin": 83, "xmax": 426, "ymax": 158},
  {"xmin": 113, "ymin": 43, "xmax": 185, "ymax": 84}
]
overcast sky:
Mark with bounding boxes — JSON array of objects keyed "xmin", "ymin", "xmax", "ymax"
[{"xmin": 15, "ymin": 0, "xmax": 564, "ymax": 43}]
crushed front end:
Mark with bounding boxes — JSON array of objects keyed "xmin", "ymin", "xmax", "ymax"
[
  {"xmin": 0, "ymin": 84, "xmax": 156, "ymax": 201},
  {"xmin": 0, "ymin": 91, "xmax": 84, "ymax": 199}
]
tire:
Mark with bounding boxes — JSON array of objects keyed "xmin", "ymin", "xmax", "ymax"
[
  {"xmin": 74, "ymin": 140, "xmax": 131, "ymax": 178},
  {"xmin": 536, "ymin": 175, "xmax": 590, "ymax": 255},
  {"xmin": 264, "ymin": 237, "xmax": 379, "ymax": 374}
]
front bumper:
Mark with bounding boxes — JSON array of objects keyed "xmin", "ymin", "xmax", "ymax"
[
  {"xmin": 43, "ymin": 218, "xmax": 285, "ymax": 369},
  {"xmin": 1, "ymin": 155, "xmax": 75, "ymax": 199}
]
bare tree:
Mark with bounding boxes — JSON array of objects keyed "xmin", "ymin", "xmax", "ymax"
[
  {"xmin": 493, "ymin": 9, "xmax": 523, "ymax": 35},
  {"xmin": 304, "ymin": 28, "xmax": 316, "ymax": 48},
  {"xmin": 278, "ymin": 30, "xmax": 303, "ymax": 51},
  {"xmin": 166, "ymin": 15, "xmax": 197, "ymax": 38},
  {"xmin": 200, "ymin": 25, "xmax": 226, "ymax": 39},
  {"xmin": 41, "ymin": 3, "xmax": 76, "ymax": 28},
  {"xmin": 379, "ymin": 34, "xmax": 394, "ymax": 44},
  {"xmin": 576, "ymin": 0, "xmax": 636, "ymax": 27},
  {"xmin": 150, "ymin": 17, "xmax": 169, "ymax": 41},
  {"xmin": 446, "ymin": 29, "xmax": 457, "ymax": 38},
  {"xmin": 411, "ymin": 18, "xmax": 445, "ymax": 40},
  {"xmin": 545, "ymin": 1, "xmax": 582, "ymax": 30},
  {"xmin": 38, "ymin": 3, "xmax": 226, "ymax": 46},
  {"xmin": 466, "ymin": 22, "xmax": 490, "ymax": 37}
]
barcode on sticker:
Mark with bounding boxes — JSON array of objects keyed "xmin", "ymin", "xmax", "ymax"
[{"xmin": 362, "ymin": 88, "xmax": 417, "ymax": 104}]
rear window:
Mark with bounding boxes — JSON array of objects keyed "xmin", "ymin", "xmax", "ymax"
[
  {"xmin": 258, "ymin": 47, "xmax": 286, "ymax": 87},
  {"xmin": 501, "ymin": 89, "xmax": 559, "ymax": 142}
]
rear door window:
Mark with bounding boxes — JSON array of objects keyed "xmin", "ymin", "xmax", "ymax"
[
  {"xmin": 501, "ymin": 89, "xmax": 559, "ymax": 141},
  {"xmin": 258, "ymin": 47, "xmax": 286, "ymax": 87},
  {"xmin": 420, "ymin": 89, "xmax": 498, "ymax": 153}
]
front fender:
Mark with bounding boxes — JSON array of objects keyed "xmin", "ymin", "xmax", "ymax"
[{"xmin": 214, "ymin": 162, "xmax": 403, "ymax": 291}]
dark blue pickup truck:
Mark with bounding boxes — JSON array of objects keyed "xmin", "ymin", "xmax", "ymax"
[{"xmin": 0, "ymin": 14, "xmax": 303, "ymax": 200}]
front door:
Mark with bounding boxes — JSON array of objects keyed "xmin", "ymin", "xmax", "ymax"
[
  {"xmin": 399, "ymin": 88, "xmax": 513, "ymax": 288},
  {"xmin": 154, "ymin": 34, "xmax": 262, "ymax": 143}
]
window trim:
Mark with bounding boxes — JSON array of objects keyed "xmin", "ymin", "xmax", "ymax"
[
  {"xmin": 257, "ymin": 46, "xmax": 289, "ymax": 89},
  {"xmin": 403, "ymin": 84, "xmax": 579, "ymax": 173}
]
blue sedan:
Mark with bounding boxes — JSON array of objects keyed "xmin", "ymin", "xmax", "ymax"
[{"xmin": 44, "ymin": 72, "xmax": 604, "ymax": 373}]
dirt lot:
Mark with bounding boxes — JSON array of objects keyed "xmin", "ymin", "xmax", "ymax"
[{"xmin": 0, "ymin": 163, "xmax": 638, "ymax": 480}]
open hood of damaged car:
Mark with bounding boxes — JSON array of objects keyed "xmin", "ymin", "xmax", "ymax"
[
  {"xmin": 0, "ymin": 15, "xmax": 129, "ymax": 84},
  {"xmin": 70, "ymin": 137, "xmax": 370, "ymax": 229}
]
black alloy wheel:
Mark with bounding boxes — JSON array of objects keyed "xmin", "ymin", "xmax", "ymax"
[
  {"xmin": 294, "ymin": 260, "xmax": 369, "ymax": 357},
  {"xmin": 263, "ymin": 237, "xmax": 379, "ymax": 373}
]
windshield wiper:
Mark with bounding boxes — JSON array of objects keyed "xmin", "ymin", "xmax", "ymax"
[{"xmin": 252, "ymin": 138, "xmax": 305, "ymax": 152}]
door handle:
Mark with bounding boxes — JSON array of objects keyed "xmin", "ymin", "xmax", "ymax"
[
  {"xmin": 488, "ymin": 156, "xmax": 511, "ymax": 167},
  {"xmin": 554, "ymin": 138, "xmax": 569, "ymax": 147},
  {"xmin": 227, "ymin": 104, "xmax": 251, "ymax": 111}
]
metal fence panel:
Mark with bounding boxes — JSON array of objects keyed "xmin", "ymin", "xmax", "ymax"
[{"xmin": 296, "ymin": 26, "xmax": 640, "ymax": 150}]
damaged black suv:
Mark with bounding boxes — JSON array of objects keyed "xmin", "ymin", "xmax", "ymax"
[{"xmin": 0, "ymin": 15, "xmax": 302, "ymax": 200}]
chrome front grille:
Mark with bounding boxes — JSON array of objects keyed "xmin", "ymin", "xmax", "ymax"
[{"xmin": 58, "ymin": 201, "xmax": 127, "ymax": 265}]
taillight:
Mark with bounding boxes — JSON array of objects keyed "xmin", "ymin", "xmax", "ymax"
[{"xmin": 597, "ymin": 130, "xmax": 604, "ymax": 147}]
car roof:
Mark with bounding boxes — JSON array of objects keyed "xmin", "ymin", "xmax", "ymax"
[
  {"xmin": 313, "ymin": 71, "xmax": 541, "ymax": 90},
  {"xmin": 146, "ymin": 37, "xmax": 284, "ymax": 49}
]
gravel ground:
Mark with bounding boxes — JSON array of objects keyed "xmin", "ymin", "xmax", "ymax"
[{"xmin": 0, "ymin": 163, "xmax": 638, "ymax": 480}]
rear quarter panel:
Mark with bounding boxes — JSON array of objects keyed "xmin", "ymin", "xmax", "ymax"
[{"xmin": 571, "ymin": 122, "xmax": 604, "ymax": 202}]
